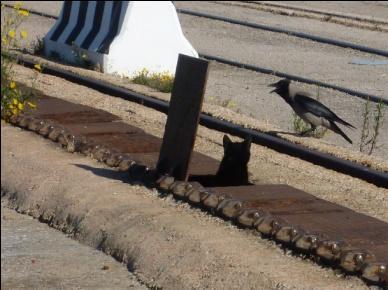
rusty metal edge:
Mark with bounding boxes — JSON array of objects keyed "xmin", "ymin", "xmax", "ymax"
[{"xmin": 9, "ymin": 55, "xmax": 388, "ymax": 189}]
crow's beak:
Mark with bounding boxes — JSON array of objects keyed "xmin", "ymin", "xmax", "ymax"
[{"xmin": 268, "ymin": 82, "xmax": 277, "ymax": 93}]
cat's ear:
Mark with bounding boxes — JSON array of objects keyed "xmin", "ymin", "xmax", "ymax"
[
  {"xmin": 244, "ymin": 136, "xmax": 252, "ymax": 151},
  {"xmin": 223, "ymin": 135, "xmax": 232, "ymax": 148}
]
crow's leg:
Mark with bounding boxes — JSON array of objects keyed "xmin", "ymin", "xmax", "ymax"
[{"xmin": 300, "ymin": 125, "xmax": 317, "ymax": 136}]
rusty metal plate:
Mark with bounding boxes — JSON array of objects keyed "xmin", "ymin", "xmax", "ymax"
[
  {"xmin": 26, "ymin": 95, "xmax": 89, "ymax": 115},
  {"xmin": 84, "ymin": 133, "xmax": 162, "ymax": 153},
  {"xmin": 37, "ymin": 110, "xmax": 120, "ymax": 124},
  {"xmin": 211, "ymin": 185, "xmax": 388, "ymax": 264},
  {"xmin": 65, "ymin": 122, "xmax": 144, "ymax": 136},
  {"xmin": 27, "ymin": 96, "xmax": 220, "ymax": 175},
  {"xmin": 28, "ymin": 96, "xmax": 119, "ymax": 123}
]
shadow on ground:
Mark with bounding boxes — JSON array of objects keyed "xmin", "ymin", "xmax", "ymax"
[{"xmin": 73, "ymin": 164, "xmax": 130, "ymax": 183}]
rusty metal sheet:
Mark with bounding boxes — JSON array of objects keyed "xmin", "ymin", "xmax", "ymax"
[
  {"xmin": 37, "ymin": 110, "xmax": 120, "ymax": 124},
  {"xmin": 211, "ymin": 185, "xmax": 388, "ymax": 264},
  {"xmin": 27, "ymin": 95, "xmax": 220, "ymax": 175},
  {"xmin": 26, "ymin": 95, "xmax": 90, "ymax": 115},
  {"xmin": 28, "ymin": 96, "xmax": 119, "ymax": 123},
  {"xmin": 85, "ymin": 133, "xmax": 162, "ymax": 153},
  {"xmin": 65, "ymin": 122, "xmax": 144, "ymax": 136}
]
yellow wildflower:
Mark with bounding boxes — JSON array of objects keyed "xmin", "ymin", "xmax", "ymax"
[
  {"xmin": 8, "ymin": 30, "xmax": 16, "ymax": 38},
  {"xmin": 20, "ymin": 30, "xmax": 28, "ymax": 38},
  {"xmin": 34, "ymin": 63, "xmax": 42, "ymax": 72},
  {"xmin": 8, "ymin": 103, "xmax": 14, "ymax": 109},
  {"xmin": 27, "ymin": 101, "xmax": 36, "ymax": 109},
  {"xmin": 12, "ymin": 108, "xmax": 19, "ymax": 115},
  {"xmin": 18, "ymin": 103, "xmax": 24, "ymax": 110},
  {"xmin": 9, "ymin": 81, "xmax": 16, "ymax": 89},
  {"xmin": 2, "ymin": 37, "xmax": 7, "ymax": 44},
  {"xmin": 13, "ymin": 2, "xmax": 23, "ymax": 10},
  {"xmin": 13, "ymin": 98, "xmax": 19, "ymax": 105},
  {"xmin": 18, "ymin": 9, "xmax": 29, "ymax": 17}
]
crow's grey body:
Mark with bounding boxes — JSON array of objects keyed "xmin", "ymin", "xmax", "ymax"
[{"xmin": 269, "ymin": 79, "xmax": 355, "ymax": 144}]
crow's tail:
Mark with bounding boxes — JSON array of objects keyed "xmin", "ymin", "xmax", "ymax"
[
  {"xmin": 335, "ymin": 116, "xmax": 356, "ymax": 129},
  {"xmin": 330, "ymin": 121, "xmax": 353, "ymax": 144}
]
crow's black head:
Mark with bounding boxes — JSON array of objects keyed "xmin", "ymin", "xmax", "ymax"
[{"xmin": 268, "ymin": 79, "xmax": 291, "ymax": 95}]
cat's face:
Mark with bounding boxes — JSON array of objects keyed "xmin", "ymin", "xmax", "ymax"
[{"xmin": 222, "ymin": 135, "xmax": 251, "ymax": 165}]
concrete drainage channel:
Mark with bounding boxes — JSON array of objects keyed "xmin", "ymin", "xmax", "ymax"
[{"xmin": 5, "ymin": 93, "xmax": 388, "ymax": 287}]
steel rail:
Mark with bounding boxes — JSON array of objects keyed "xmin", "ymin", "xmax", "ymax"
[{"xmin": 14, "ymin": 55, "xmax": 388, "ymax": 189}]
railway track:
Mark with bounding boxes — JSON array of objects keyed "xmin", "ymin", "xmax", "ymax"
[{"xmin": 3, "ymin": 3, "xmax": 387, "ymax": 105}]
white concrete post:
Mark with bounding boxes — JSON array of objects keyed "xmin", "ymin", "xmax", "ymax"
[{"xmin": 44, "ymin": 1, "xmax": 198, "ymax": 77}]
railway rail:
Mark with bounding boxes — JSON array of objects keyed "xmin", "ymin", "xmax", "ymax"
[{"xmin": 3, "ymin": 3, "xmax": 387, "ymax": 105}]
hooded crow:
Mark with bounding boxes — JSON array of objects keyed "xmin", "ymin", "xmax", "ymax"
[{"xmin": 269, "ymin": 79, "xmax": 355, "ymax": 144}]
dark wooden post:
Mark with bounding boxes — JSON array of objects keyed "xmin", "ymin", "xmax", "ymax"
[{"xmin": 157, "ymin": 54, "xmax": 209, "ymax": 181}]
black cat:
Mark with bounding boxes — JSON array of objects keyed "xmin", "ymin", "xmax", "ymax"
[{"xmin": 189, "ymin": 135, "xmax": 252, "ymax": 187}]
